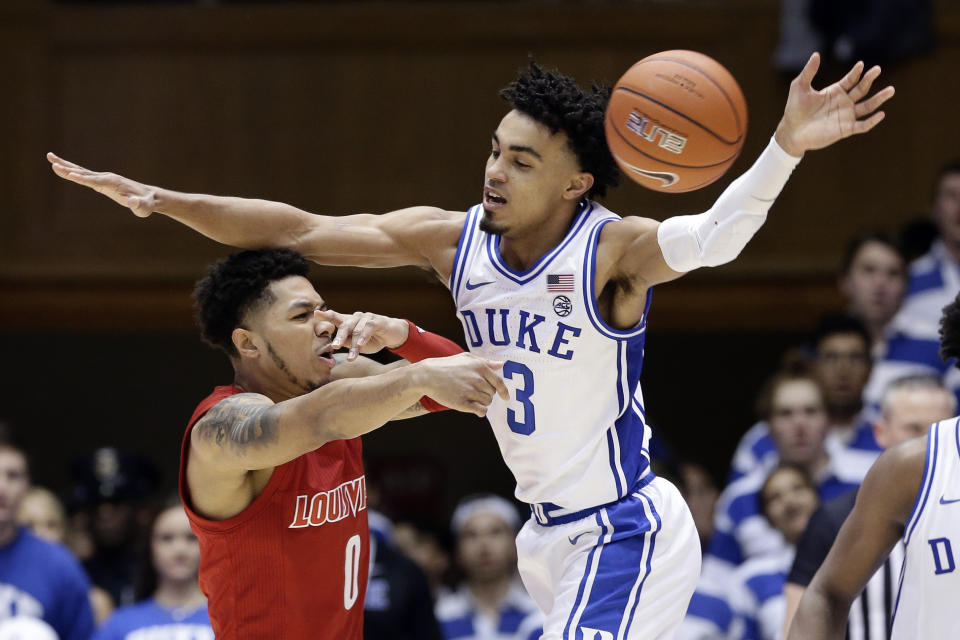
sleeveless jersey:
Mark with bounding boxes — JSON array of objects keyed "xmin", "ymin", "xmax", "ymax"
[
  {"xmin": 178, "ymin": 385, "xmax": 369, "ymax": 639},
  {"xmin": 890, "ymin": 417, "xmax": 960, "ymax": 639},
  {"xmin": 450, "ymin": 201, "xmax": 652, "ymax": 511}
]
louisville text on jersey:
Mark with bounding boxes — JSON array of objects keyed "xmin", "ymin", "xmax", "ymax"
[{"xmin": 288, "ymin": 475, "xmax": 367, "ymax": 528}]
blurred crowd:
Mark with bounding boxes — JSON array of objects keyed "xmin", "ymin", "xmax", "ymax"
[{"xmin": 1, "ymin": 163, "xmax": 958, "ymax": 639}]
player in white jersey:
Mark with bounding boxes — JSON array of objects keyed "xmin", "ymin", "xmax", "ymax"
[
  {"xmin": 787, "ymin": 293, "xmax": 960, "ymax": 640},
  {"xmin": 50, "ymin": 54, "xmax": 892, "ymax": 638}
]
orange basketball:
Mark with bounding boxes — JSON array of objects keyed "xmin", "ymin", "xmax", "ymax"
[{"xmin": 605, "ymin": 50, "xmax": 748, "ymax": 193}]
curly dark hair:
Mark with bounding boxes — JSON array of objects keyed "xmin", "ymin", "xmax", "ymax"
[
  {"xmin": 499, "ymin": 62, "xmax": 619, "ymax": 199},
  {"xmin": 193, "ymin": 249, "xmax": 310, "ymax": 356},
  {"xmin": 939, "ymin": 292, "xmax": 960, "ymax": 368}
]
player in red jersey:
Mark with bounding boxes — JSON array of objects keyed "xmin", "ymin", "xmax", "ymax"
[{"xmin": 177, "ymin": 248, "xmax": 507, "ymax": 639}]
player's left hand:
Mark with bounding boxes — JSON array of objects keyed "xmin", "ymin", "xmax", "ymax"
[
  {"xmin": 318, "ymin": 309, "xmax": 409, "ymax": 361},
  {"xmin": 775, "ymin": 52, "xmax": 895, "ymax": 157}
]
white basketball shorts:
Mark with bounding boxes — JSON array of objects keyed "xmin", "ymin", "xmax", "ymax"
[{"xmin": 516, "ymin": 477, "xmax": 700, "ymax": 640}]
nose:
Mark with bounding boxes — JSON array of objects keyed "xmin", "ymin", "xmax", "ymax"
[
  {"xmin": 313, "ymin": 310, "xmax": 335, "ymax": 338},
  {"xmin": 486, "ymin": 156, "xmax": 507, "ymax": 185}
]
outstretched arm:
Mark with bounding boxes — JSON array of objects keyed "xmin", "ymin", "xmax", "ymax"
[
  {"xmin": 47, "ymin": 153, "xmax": 463, "ymax": 277},
  {"xmin": 192, "ymin": 352, "xmax": 507, "ymax": 474},
  {"xmin": 609, "ymin": 53, "xmax": 895, "ymax": 290},
  {"xmin": 786, "ymin": 436, "xmax": 926, "ymax": 639}
]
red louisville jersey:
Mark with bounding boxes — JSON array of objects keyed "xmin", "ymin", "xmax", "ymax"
[{"xmin": 178, "ymin": 385, "xmax": 369, "ymax": 639}]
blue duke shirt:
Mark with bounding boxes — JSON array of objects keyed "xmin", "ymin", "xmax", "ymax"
[
  {"xmin": 92, "ymin": 598, "xmax": 212, "ymax": 640},
  {"xmin": 0, "ymin": 527, "xmax": 94, "ymax": 640}
]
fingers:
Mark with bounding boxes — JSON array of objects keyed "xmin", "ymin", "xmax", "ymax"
[
  {"xmin": 847, "ymin": 64, "xmax": 880, "ymax": 102},
  {"xmin": 480, "ymin": 364, "xmax": 509, "ymax": 401},
  {"xmin": 795, "ymin": 52, "xmax": 821, "ymax": 88},
  {"xmin": 46, "ymin": 153, "xmax": 84, "ymax": 171},
  {"xmin": 852, "ymin": 110, "xmax": 886, "ymax": 135},
  {"xmin": 350, "ymin": 314, "xmax": 371, "ymax": 360},
  {"xmin": 853, "ymin": 85, "xmax": 895, "ymax": 119},
  {"xmin": 837, "ymin": 60, "xmax": 865, "ymax": 92}
]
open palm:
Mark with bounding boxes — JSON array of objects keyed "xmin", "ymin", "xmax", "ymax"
[
  {"xmin": 777, "ymin": 53, "xmax": 895, "ymax": 156},
  {"xmin": 47, "ymin": 152, "xmax": 156, "ymax": 217}
]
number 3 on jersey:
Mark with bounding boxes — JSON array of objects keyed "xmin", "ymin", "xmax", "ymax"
[{"xmin": 504, "ymin": 361, "xmax": 535, "ymax": 435}]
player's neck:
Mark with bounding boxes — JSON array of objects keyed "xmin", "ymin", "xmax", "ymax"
[
  {"xmin": 467, "ymin": 575, "xmax": 512, "ymax": 615},
  {"xmin": 233, "ymin": 367, "xmax": 296, "ymax": 404},
  {"xmin": 498, "ymin": 201, "xmax": 581, "ymax": 272},
  {"xmin": 942, "ymin": 237, "xmax": 960, "ymax": 264},
  {"xmin": 153, "ymin": 580, "xmax": 206, "ymax": 610},
  {"xmin": 828, "ymin": 403, "xmax": 862, "ymax": 428},
  {"xmin": 0, "ymin": 521, "xmax": 17, "ymax": 548}
]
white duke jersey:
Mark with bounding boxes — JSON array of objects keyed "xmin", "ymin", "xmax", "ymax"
[
  {"xmin": 890, "ymin": 417, "xmax": 960, "ymax": 639},
  {"xmin": 450, "ymin": 201, "xmax": 652, "ymax": 511}
]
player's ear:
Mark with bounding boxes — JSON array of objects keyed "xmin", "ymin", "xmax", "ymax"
[
  {"xmin": 232, "ymin": 328, "xmax": 260, "ymax": 359},
  {"xmin": 563, "ymin": 172, "xmax": 594, "ymax": 201}
]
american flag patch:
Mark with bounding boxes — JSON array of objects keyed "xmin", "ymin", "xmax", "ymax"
[{"xmin": 547, "ymin": 274, "xmax": 574, "ymax": 292}]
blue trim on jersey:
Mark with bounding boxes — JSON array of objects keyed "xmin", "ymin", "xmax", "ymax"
[
  {"xmin": 904, "ymin": 422, "xmax": 940, "ymax": 546},
  {"xmin": 498, "ymin": 607, "xmax": 527, "ymax": 634},
  {"xmin": 685, "ymin": 592, "xmax": 734, "ymax": 632},
  {"xmin": 622, "ymin": 492, "xmax": 662, "ymax": 638},
  {"xmin": 531, "ymin": 474, "xmax": 656, "ymax": 527},
  {"xmin": 890, "ymin": 549, "xmax": 909, "ymax": 631},
  {"xmin": 581, "ymin": 218, "xmax": 649, "ymax": 339},
  {"xmin": 451, "ymin": 205, "xmax": 481, "ymax": 300},
  {"xmin": 907, "ymin": 263, "xmax": 945, "ymax": 296},
  {"xmin": 745, "ymin": 570, "xmax": 786, "ymax": 604},
  {"xmin": 611, "ymin": 335, "xmax": 651, "ymax": 494},
  {"xmin": 485, "ymin": 201, "xmax": 594, "ymax": 284},
  {"xmin": 563, "ymin": 511, "xmax": 609, "ymax": 639},
  {"xmin": 885, "ymin": 335, "xmax": 950, "ymax": 373},
  {"xmin": 607, "ymin": 428, "xmax": 625, "ymax": 498},
  {"xmin": 441, "ymin": 615, "xmax": 475, "ymax": 639},
  {"xmin": 954, "ymin": 417, "xmax": 960, "ymax": 462}
]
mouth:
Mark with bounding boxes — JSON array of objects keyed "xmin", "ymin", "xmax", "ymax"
[
  {"xmin": 316, "ymin": 341, "xmax": 337, "ymax": 367},
  {"xmin": 484, "ymin": 187, "xmax": 508, "ymax": 210}
]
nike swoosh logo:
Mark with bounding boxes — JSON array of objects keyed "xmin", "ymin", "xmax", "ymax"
[
  {"xmin": 465, "ymin": 280, "xmax": 494, "ymax": 290},
  {"xmin": 568, "ymin": 532, "xmax": 587, "ymax": 545},
  {"xmin": 622, "ymin": 163, "xmax": 679, "ymax": 188},
  {"xmin": 940, "ymin": 496, "xmax": 960, "ymax": 505}
]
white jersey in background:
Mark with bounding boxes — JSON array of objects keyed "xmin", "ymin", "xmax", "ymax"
[
  {"xmin": 451, "ymin": 200, "xmax": 652, "ymax": 512},
  {"xmin": 890, "ymin": 417, "xmax": 960, "ymax": 640}
]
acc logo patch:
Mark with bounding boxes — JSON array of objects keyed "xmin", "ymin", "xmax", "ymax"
[{"xmin": 553, "ymin": 295, "xmax": 573, "ymax": 317}]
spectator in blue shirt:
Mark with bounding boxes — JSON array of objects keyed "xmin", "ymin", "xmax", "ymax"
[
  {"xmin": 0, "ymin": 438, "xmax": 95, "ymax": 640},
  {"xmin": 436, "ymin": 495, "xmax": 542, "ymax": 640},
  {"xmin": 864, "ymin": 160, "xmax": 960, "ymax": 411},
  {"xmin": 93, "ymin": 500, "xmax": 211, "ymax": 640}
]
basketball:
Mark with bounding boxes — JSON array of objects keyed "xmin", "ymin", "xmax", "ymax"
[{"xmin": 605, "ymin": 50, "xmax": 748, "ymax": 193}]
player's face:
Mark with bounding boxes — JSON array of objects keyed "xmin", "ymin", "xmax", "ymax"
[
  {"xmin": 769, "ymin": 380, "xmax": 829, "ymax": 465},
  {"xmin": 151, "ymin": 506, "xmax": 201, "ymax": 585},
  {"xmin": 932, "ymin": 172, "xmax": 960, "ymax": 247},
  {"xmin": 840, "ymin": 242, "xmax": 906, "ymax": 327},
  {"xmin": 813, "ymin": 334, "xmax": 871, "ymax": 414},
  {"xmin": 761, "ymin": 467, "xmax": 818, "ymax": 545},
  {"xmin": 875, "ymin": 387, "xmax": 956, "ymax": 449},
  {"xmin": 481, "ymin": 110, "xmax": 588, "ymax": 236},
  {"xmin": 16, "ymin": 492, "xmax": 66, "ymax": 543},
  {"xmin": 456, "ymin": 513, "xmax": 517, "ymax": 583},
  {"xmin": 243, "ymin": 276, "xmax": 337, "ymax": 395},
  {"xmin": 0, "ymin": 448, "xmax": 29, "ymax": 527}
]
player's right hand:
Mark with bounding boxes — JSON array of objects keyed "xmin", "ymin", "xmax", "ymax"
[
  {"xmin": 418, "ymin": 353, "xmax": 508, "ymax": 417},
  {"xmin": 47, "ymin": 153, "xmax": 156, "ymax": 218}
]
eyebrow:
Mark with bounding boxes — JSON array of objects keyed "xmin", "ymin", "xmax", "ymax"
[
  {"xmin": 289, "ymin": 300, "xmax": 327, "ymax": 313},
  {"xmin": 492, "ymin": 132, "xmax": 543, "ymax": 161}
]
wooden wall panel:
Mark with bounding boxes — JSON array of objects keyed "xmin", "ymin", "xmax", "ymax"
[{"xmin": 1, "ymin": 1, "xmax": 958, "ymax": 329}]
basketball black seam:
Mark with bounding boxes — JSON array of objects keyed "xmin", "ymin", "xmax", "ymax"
[
  {"xmin": 630, "ymin": 56, "xmax": 746, "ymax": 134},
  {"xmin": 613, "ymin": 86, "xmax": 744, "ymax": 147},
  {"xmin": 606, "ymin": 113, "xmax": 740, "ymax": 170}
]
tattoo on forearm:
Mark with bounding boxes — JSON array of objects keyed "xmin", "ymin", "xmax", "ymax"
[{"xmin": 196, "ymin": 395, "xmax": 281, "ymax": 454}]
